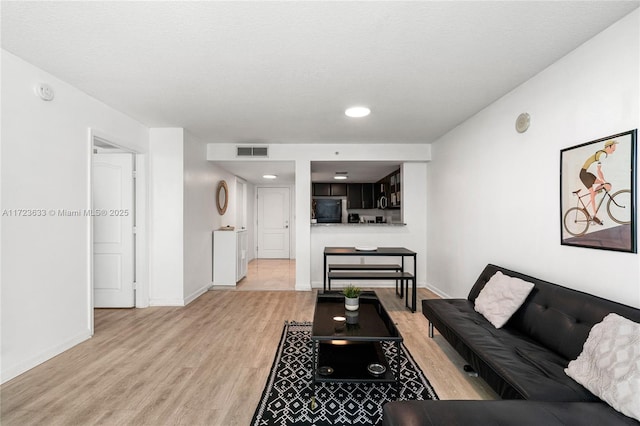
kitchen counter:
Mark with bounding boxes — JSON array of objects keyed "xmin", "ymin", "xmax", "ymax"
[{"xmin": 311, "ymin": 222, "xmax": 406, "ymax": 227}]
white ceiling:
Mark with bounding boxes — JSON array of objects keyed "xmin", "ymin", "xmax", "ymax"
[{"xmin": 2, "ymin": 1, "xmax": 638, "ymax": 183}]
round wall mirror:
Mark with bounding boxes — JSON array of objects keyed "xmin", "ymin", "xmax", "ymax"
[{"xmin": 216, "ymin": 180, "xmax": 229, "ymax": 215}]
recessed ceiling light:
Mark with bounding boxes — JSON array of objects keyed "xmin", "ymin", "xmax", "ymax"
[
  {"xmin": 334, "ymin": 176, "xmax": 347, "ymax": 180},
  {"xmin": 263, "ymin": 174, "xmax": 277, "ymax": 179},
  {"xmin": 345, "ymin": 106, "xmax": 370, "ymax": 118}
]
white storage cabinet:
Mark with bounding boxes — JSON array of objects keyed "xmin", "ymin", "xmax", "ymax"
[{"xmin": 213, "ymin": 229, "xmax": 248, "ymax": 286}]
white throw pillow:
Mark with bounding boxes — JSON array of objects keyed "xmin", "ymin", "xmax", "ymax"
[
  {"xmin": 565, "ymin": 313, "xmax": 640, "ymax": 421},
  {"xmin": 474, "ymin": 271, "xmax": 534, "ymax": 328}
]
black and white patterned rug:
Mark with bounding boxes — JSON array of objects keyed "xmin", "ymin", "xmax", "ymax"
[{"xmin": 251, "ymin": 321, "xmax": 438, "ymax": 426}]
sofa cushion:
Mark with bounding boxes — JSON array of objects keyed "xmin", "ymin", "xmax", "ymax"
[
  {"xmin": 381, "ymin": 400, "xmax": 639, "ymax": 426},
  {"xmin": 565, "ymin": 313, "xmax": 640, "ymax": 421},
  {"xmin": 474, "ymin": 271, "xmax": 534, "ymax": 328}
]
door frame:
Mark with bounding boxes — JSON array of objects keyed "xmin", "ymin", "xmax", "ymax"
[
  {"xmin": 88, "ymin": 129, "xmax": 149, "ymax": 333},
  {"xmin": 255, "ymin": 184, "xmax": 295, "ymax": 260}
]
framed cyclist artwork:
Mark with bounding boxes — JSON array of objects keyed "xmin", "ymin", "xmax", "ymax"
[{"xmin": 560, "ymin": 129, "xmax": 637, "ymax": 253}]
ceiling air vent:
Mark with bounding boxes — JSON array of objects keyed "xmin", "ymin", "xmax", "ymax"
[{"xmin": 236, "ymin": 145, "xmax": 269, "ymax": 157}]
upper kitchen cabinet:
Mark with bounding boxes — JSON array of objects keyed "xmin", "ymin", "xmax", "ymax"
[
  {"xmin": 378, "ymin": 169, "xmax": 401, "ymax": 209},
  {"xmin": 313, "ymin": 183, "xmax": 330, "ymax": 196},
  {"xmin": 331, "ymin": 183, "xmax": 347, "ymax": 196},
  {"xmin": 346, "ymin": 183, "xmax": 362, "ymax": 209},
  {"xmin": 346, "ymin": 183, "xmax": 375, "ymax": 209},
  {"xmin": 390, "ymin": 170, "xmax": 401, "ymax": 208},
  {"xmin": 313, "ymin": 182, "xmax": 347, "ymax": 197},
  {"xmin": 362, "ymin": 183, "xmax": 375, "ymax": 209}
]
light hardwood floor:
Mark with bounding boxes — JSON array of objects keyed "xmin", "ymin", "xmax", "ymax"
[
  {"xmin": 1, "ymin": 276, "xmax": 497, "ymax": 426},
  {"xmin": 236, "ymin": 259, "xmax": 296, "ymax": 291}
]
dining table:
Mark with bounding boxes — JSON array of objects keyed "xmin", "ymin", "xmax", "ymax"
[{"xmin": 323, "ymin": 246, "xmax": 417, "ymax": 312}]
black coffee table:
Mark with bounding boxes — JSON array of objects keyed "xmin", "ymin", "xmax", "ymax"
[{"xmin": 311, "ymin": 291, "xmax": 403, "ymax": 396}]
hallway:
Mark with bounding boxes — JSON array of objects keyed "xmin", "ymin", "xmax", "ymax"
[{"xmin": 236, "ymin": 258, "xmax": 296, "ymax": 291}]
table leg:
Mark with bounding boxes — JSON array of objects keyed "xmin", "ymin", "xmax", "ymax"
[
  {"xmin": 400, "ymin": 257, "xmax": 405, "ymax": 298},
  {"xmin": 395, "ymin": 340, "xmax": 402, "ymax": 398},
  {"xmin": 323, "ymin": 254, "xmax": 327, "ymax": 293},
  {"xmin": 412, "ymin": 254, "xmax": 417, "ymax": 313},
  {"xmin": 405, "ymin": 278, "xmax": 409, "ymax": 309},
  {"xmin": 412, "ymin": 277, "xmax": 416, "ymax": 313},
  {"xmin": 311, "ymin": 340, "xmax": 317, "ymax": 408}
]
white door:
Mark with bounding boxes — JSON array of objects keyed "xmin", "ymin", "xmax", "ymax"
[
  {"xmin": 257, "ymin": 187, "xmax": 290, "ymax": 258},
  {"xmin": 93, "ymin": 153, "xmax": 135, "ymax": 308}
]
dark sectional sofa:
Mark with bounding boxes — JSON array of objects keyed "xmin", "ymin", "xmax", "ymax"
[{"xmin": 382, "ymin": 264, "xmax": 640, "ymax": 425}]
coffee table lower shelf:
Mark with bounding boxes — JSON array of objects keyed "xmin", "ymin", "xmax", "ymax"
[{"xmin": 313, "ymin": 341, "xmax": 399, "ymax": 386}]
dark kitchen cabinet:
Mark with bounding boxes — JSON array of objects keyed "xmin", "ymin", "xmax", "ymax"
[
  {"xmin": 362, "ymin": 183, "xmax": 375, "ymax": 209},
  {"xmin": 347, "ymin": 183, "xmax": 375, "ymax": 209},
  {"xmin": 389, "ymin": 169, "xmax": 401, "ymax": 208},
  {"xmin": 377, "ymin": 169, "xmax": 401, "ymax": 209},
  {"xmin": 313, "ymin": 183, "xmax": 330, "ymax": 196},
  {"xmin": 331, "ymin": 183, "xmax": 347, "ymax": 196},
  {"xmin": 313, "ymin": 183, "xmax": 347, "ymax": 197},
  {"xmin": 347, "ymin": 183, "xmax": 362, "ymax": 209}
]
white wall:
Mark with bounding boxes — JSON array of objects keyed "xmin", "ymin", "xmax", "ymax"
[
  {"xmin": 200, "ymin": 161, "xmax": 242, "ymax": 286},
  {"xmin": 0, "ymin": 50, "xmax": 148, "ymax": 382},
  {"xmin": 148, "ymin": 128, "xmax": 185, "ymax": 305},
  {"xmin": 246, "ymin": 181, "xmax": 256, "ymax": 263},
  {"xmin": 183, "ymin": 132, "xmax": 220, "ymax": 303},
  {"xmin": 150, "ymin": 129, "xmax": 237, "ymax": 305},
  {"xmin": 427, "ymin": 10, "xmax": 640, "ymax": 307},
  {"xmin": 295, "ymin": 160, "xmax": 312, "ymax": 289},
  {"xmin": 208, "ymin": 142, "xmax": 431, "ymax": 162}
]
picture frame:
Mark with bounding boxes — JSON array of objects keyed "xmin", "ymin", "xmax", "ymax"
[{"xmin": 560, "ymin": 129, "xmax": 637, "ymax": 253}]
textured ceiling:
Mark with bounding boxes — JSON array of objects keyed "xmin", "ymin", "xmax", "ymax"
[{"xmin": 2, "ymin": 1, "xmax": 638, "ymax": 146}]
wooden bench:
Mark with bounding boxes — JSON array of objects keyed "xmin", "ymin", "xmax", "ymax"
[
  {"xmin": 327, "ymin": 264, "xmax": 403, "ymax": 295},
  {"xmin": 326, "ymin": 269, "xmax": 416, "ymax": 312},
  {"xmin": 328, "ymin": 263, "xmax": 402, "ymax": 272}
]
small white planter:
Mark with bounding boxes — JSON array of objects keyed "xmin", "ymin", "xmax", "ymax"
[{"xmin": 345, "ymin": 296, "xmax": 359, "ymax": 311}]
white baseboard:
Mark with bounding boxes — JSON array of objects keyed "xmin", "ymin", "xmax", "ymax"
[
  {"xmin": 425, "ymin": 283, "xmax": 452, "ymax": 299},
  {"xmin": 295, "ymin": 283, "xmax": 313, "ymax": 291},
  {"xmin": 149, "ymin": 298, "xmax": 185, "ymax": 306},
  {"xmin": 183, "ymin": 285, "xmax": 209, "ymax": 305},
  {"xmin": 1, "ymin": 329, "xmax": 92, "ymax": 384},
  {"xmin": 149, "ymin": 284, "xmax": 210, "ymax": 307}
]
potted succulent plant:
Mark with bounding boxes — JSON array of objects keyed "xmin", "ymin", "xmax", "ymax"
[{"xmin": 343, "ymin": 284, "xmax": 361, "ymax": 311}]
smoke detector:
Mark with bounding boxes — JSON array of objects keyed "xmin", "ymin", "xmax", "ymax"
[
  {"xmin": 516, "ymin": 113, "xmax": 530, "ymax": 133},
  {"xmin": 35, "ymin": 83, "xmax": 55, "ymax": 101}
]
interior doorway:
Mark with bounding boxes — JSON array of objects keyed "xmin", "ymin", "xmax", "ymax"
[
  {"xmin": 90, "ymin": 131, "xmax": 148, "ymax": 317},
  {"xmin": 257, "ymin": 187, "xmax": 291, "ymax": 259}
]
